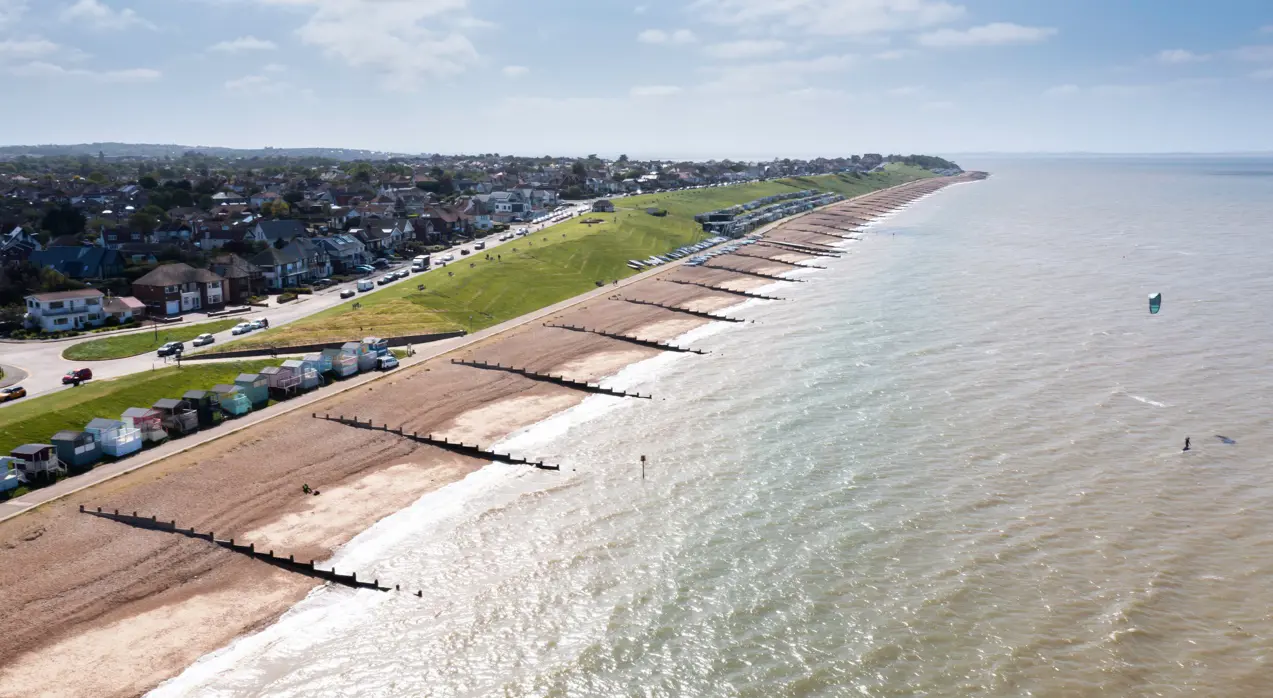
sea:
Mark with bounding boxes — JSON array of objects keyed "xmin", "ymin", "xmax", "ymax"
[{"xmin": 150, "ymin": 157, "xmax": 1273, "ymax": 697}]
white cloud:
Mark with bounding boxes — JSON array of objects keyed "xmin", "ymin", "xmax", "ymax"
[
  {"xmin": 502, "ymin": 64, "xmax": 529, "ymax": 78},
  {"xmin": 886, "ymin": 85, "xmax": 923, "ymax": 97},
  {"xmin": 262, "ymin": 63, "xmax": 287, "ymax": 73},
  {"xmin": 638, "ymin": 28, "xmax": 696, "ymax": 44},
  {"xmin": 922, "ymin": 100, "xmax": 955, "ymax": 110},
  {"xmin": 1252, "ymin": 67, "xmax": 1273, "ymax": 80},
  {"xmin": 259, "ymin": 0, "xmax": 481, "ymax": 90},
  {"xmin": 0, "ymin": 0, "xmax": 27, "ymax": 28},
  {"xmin": 917, "ymin": 22, "xmax": 1056, "ymax": 47},
  {"xmin": 1154, "ymin": 49, "xmax": 1208, "ymax": 64},
  {"xmin": 60, "ymin": 0, "xmax": 155, "ymax": 31},
  {"xmin": 1229, "ymin": 45, "xmax": 1273, "ymax": 62},
  {"xmin": 872, "ymin": 49, "xmax": 913, "ymax": 60},
  {"xmin": 703, "ymin": 39, "xmax": 786, "ymax": 59},
  {"xmin": 700, "ymin": 53, "xmax": 855, "ymax": 94},
  {"xmin": 633, "ymin": 4, "xmax": 648, "ymax": 14},
  {"xmin": 630, "ymin": 84, "xmax": 682, "ymax": 97},
  {"xmin": 210, "ymin": 35, "xmax": 277, "ymax": 53},
  {"xmin": 7, "ymin": 60, "xmax": 159, "ymax": 82},
  {"xmin": 1042, "ymin": 83, "xmax": 1079, "ymax": 98},
  {"xmin": 693, "ymin": 0, "xmax": 965, "ymax": 37},
  {"xmin": 0, "ymin": 37, "xmax": 59, "ymax": 59}
]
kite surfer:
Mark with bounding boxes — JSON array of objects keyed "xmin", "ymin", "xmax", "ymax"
[{"xmin": 1183, "ymin": 437, "xmax": 1191, "ymax": 452}]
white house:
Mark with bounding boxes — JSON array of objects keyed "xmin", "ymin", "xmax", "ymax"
[{"xmin": 25, "ymin": 289, "xmax": 106, "ymax": 332}]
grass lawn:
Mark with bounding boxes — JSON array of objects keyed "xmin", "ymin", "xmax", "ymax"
[
  {"xmin": 232, "ymin": 167, "xmax": 934, "ymax": 350},
  {"xmin": 62, "ymin": 319, "xmax": 243, "ymax": 361},
  {"xmin": 0, "ymin": 359, "xmax": 278, "ymax": 456}
]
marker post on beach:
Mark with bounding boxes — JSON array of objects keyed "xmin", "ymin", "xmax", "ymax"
[{"xmin": 641, "ymin": 455, "xmax": 646, "ymax": 480}]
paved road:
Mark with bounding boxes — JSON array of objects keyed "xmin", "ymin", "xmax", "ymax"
[{"xmin": 0, "ymin": 207, "xmax": 592, "ymax": 405}]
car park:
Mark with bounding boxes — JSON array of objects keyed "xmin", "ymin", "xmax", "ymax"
[
  {"xmin": 192, "ymin": 333, "xmax": 215, "ymax": 347},
  {"xmin": 340, "ymin": 289, "xmax": 356, "ymax": 299},
  {"xmin": 0, "ymin": 386, "xmax": 26, "ymax": 402}
]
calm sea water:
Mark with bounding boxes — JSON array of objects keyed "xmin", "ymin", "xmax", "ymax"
[{"xmin": 151, "ymin": 158, "xmax": 1273, "ymax": 697}]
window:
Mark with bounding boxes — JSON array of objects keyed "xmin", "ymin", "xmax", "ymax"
[
  {"xmin": 209, "ymin": 281, "xmax": 221, "ymax": 289},
  {"xmin": 49, "ymin": 301, "xmax": 64, "ymax": 310},
  {"xmin": 55, "ymin": 317, "xmax": 69, "ymax": 326},
  {"xmin": 165, "ymin": 285, "xmax": 177, "ymax": 293},
  {"xmin": 86, "ymin": 298, "xmax": 99, "ymax": 306}
]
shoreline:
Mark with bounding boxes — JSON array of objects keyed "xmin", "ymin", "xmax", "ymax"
[{"xmin": 0, "ymin": 173, "xmax": 979, "ymax": 698}]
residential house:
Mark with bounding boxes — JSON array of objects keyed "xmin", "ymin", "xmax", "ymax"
[
  {"xmin": 209, "ymin": 254, "xmax": 266, "ymax": 303},
  {"xmin": 102, "ymin": 295, "xmax": 146, "ymax": 323},
  {"xmin": 248, "ymin": 219, "xmax": 308, "ymax": 246},
  {"xmin": 195, "ymin": 219, "xmax": 252, "ymax": 249},
  {"xmin": 0, "ymin": 226, "xmax": 41, "ymax": 262},
  {"xmin": 102, "ymin": 227, "xmax": 153, "ymax": 249},
  {"xmin": 24, "ymin": 289, "xmax": 106, "ymax": 332},
  {"xmin": 417, "ymin": 205, "xmax": 467, "ymax": 241},
  {"xmin": 132, "ymin": 263, "xmax": 226, "ymax": 316},
  {"xmin": 315, "ymin": 234, "xmax": 368, "ymax": 273},
  {"xmin": 250, "ymin": 237, "xmax": 328, "ymax": 289},
  {"xmin": 211, "ymin": 192, "xmax": 248, "ymax": 206},
  {"xmin": 458, "ymin": 198, "xmax": 492, "ymax": 231},
  {"xmin": 352, "ymin": 219, "xmax": 412, "ymax": 254},
  {"xmin": 29, "ymin": 246, "xmax": 125, "ymax": 280},
  {"xmin": 153, "ymin": 221, "xmax": 193, "ymax": 244},
  {"xmin": 486, "ymin": 191, "xmax": 530, "ymax": 223},
  {"xmin": 592, "ymin": 199, "xmax": 616, "ymax": 213},
  {"xmin": 250, "ymin": 191, "xmax": 283, "ymax": 210}
]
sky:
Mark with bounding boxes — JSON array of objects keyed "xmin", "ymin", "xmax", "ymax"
[{"xmin": 0, "ymin": 0, "xmax": 1271, "ymax": 157}]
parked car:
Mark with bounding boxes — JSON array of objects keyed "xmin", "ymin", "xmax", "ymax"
[
  {"xmin": 442, "ymin": 253, "xmax": 455, "ymax": 262},
  {"xmin": 353, "ymin": 264, "xmax": 375, "ymax": 274},
  {"xmin": 474, "ymin": 241, "xmax": 486, "ymax": 250},
  {"xmin": 372, "ymin": 258, "xmax": 389, "ymax": 269},
  {"xmin": 231, "ymin": 322, "xmax": 253, "ymax": 335},
  {"xmin": 376, "ymin": 354, "xmax": 399, "ymax": 371},
  {"xmin": 340, "ymin": 289, "xmax": 356, "ymax": 299},
  {"xmin": 378, "ymin": 275, "xmax": 393, "ymax": 286},
  {"xmin": 0, "ymin": 386, "xmax": 26, "ymax": 402},
  {"xmin": 460, "ymin": 248, "xmax": 471, "ymax": 256},
  {"xmin": 156, "ymin": 342, "xmax": 183, "ymax": 358},
  {"xmin": 356, "ymin": 279, "xmax": 374, "ymax": 292},
  {"xmin": 312, "ymin": 278, "xmax": 334, "ymax": 288},
  {"xmin": 192, "ymin": 333, "xmax": 215, "ymax": 347},
  {"xmin": 248, "ymin": 319, "xmax": 267, "ymax": 330}
]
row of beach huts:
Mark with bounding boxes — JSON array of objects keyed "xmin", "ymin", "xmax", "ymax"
[{"xmin": 0, "ymin": 337, "xmax": 396, "ymax": 496}]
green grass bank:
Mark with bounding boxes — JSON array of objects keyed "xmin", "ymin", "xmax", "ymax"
[
  {"xmin": 0, "ymin": 360, "xmax": 277, "ymax": 456},
  {"xmin": 62, "ymin": 319, "xmax": 242, "ymax": 361},
  {"xmin": 231, "ymin": 166, "xmax": 933, "ymax": 350}
]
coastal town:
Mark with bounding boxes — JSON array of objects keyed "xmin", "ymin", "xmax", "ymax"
[{"xmin": 0, "ymin": 144, "xmax": 979, "ymax": 697}]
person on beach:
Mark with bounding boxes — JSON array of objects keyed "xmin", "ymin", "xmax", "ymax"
[{"xmin": 1183, "ymin": 437, "xmax": 1191, "ymax": 452}]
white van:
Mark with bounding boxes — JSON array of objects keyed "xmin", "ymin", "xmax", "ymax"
[
  {"xmin": 411, "ymin": 255, "xmax": 430, "ymax": 271},
  {"xmin": 356, "ymin": 279, "xmax": 374, "ymax": 292}
]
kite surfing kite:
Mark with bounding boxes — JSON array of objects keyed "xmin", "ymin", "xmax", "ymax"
[{"xmin": 1149, "ymin": 292, "xmax": 1162, "ymax": 314}]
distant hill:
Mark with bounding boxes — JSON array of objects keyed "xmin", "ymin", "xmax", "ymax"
[{"xmin": 0, "ymin": 142, "xmax": 411, "ymax": 161}]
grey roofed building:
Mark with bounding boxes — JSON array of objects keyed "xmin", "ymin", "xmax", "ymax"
[
  {"xmin": 29, "ymin": 246, "xmax": 126, "ymax": 279},
  {"xmin": 132, "ymin": 262, "xmax": 223, "ymax": 287},
  {"xmin": 249, "ymin": 219, "xmax": 308, "ymax": 244}
]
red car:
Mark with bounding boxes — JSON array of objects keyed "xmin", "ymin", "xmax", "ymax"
[{"xmin": 62, "ymin": 368, "xmax": 93, "ymax": 385}]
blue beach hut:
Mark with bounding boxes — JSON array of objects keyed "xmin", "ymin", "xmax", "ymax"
[
  {"xmin": 234, "ymin": 373, "xmax": 269, "ymax": 407},
  {"xmin": 51, "ymin": 430, "xmax": 101, "ymax": 470},
  {"xmin": 84, "ymin": 418, "xmax": 143, "ymax": 458},
  {"xmin": 211, "ymin": 385, "xmax": 252, "ymax": 417}
]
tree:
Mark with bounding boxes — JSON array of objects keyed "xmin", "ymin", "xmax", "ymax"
[
  {"xmin": 87, "ymin": 171, "xmax": 108, "ymax": 184},
  {"xmin": 283, "ymin": 190, "xmax": 305, "ymax": 205},
  {"xmin": 128, "ymin": 211, "xmax": 159, "ymax": 235},
  {"xmin": 571, "ymin": 161, "xmax": 587, "ymax": 179},
  {"xmin": 41, "ymin": 202, "xmax": 86, "ymax": 238},
  {"xmin": 139, "ymin": 175, "xmax": 158, "ymax": 190},
  {"xmin": 617, "ymin": 154, "xmax": 629, "ymax": 164}
]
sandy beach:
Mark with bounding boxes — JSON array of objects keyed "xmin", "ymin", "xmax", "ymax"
[{"xmin": 0, "ymin": 175, "xmax": 972, "ymax": 698}]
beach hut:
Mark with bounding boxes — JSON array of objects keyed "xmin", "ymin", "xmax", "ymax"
[
  {"xmin": 362, "ymin": 336, "xmax": 389, "ymax": 357},
  {"xmin": 304, "ymin": 351, "xmax": 332, "ymax": 375},
  {"xmin": 51, "ymin": 430, "xmax": 101, "ymax": 470},
  {"xmin": 211, "ymin": 384, "xmax": 252, "ymax": 417},
  {"xmin": 84, "ymin": 417, "xmax": 143, "ymax": 458},
  {"xmin": 0, "ymin": 457, "xmax": 24, "ymax": 496},
  {"xmin": 260, "ymin": 365, "xmax": 301, "ymax": 400},
  {"xmin": 152, "ymin": 398, "xmax": 199, "ymax": 437},
  {"xmin": 326, "ymin": 345, "xmax": 360, "ymax": 378},
  {"xmin": 9, "ymin": 444, "xmax": 64, "ymax": 480},
  {"xmin": 234, "ymin": 373, "xmax": 269, "ymax": 408},
  {"xmin": 122, "ymin": 407, "xmax": 168, "ymax": 443},
  {"xmin": 345, "ymin": 341, "xmax": 376, "ymax": 373},
  {"xmin": 182, "ymin": 390, "xmax": 224, "ymax": 428},
  {"xmin": 282, "ymin": 359, "xmax": 321, "ymax": 391}
]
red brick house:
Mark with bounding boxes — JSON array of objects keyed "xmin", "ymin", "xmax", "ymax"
[{"xmin": 131, "ymin": 263, "xmax": 226, "ymax": 317}]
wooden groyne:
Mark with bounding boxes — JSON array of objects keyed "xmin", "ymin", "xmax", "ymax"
[
  {"xmin": 768, "ymin": 237, "xmax": 841, "ymax": 252},
  {"xmin": 80, "ymin": 506, "xmax": 390, "ymax": 591},
  {"xmin": 543, "ymin": 323, "xmax": 708, "ymax": 354},
  {"xmin": 451, "ymin": 358, "xmax": 651, "ymax": 399},
  {"xmin": 788, "ymin": 227, "xmax": 858, "ymax": 240},
  {"xmin": 661, "ymin": 278, "xmax": 786, "ymax": 300},
  {"xmin": 756, "ymin": 241, "xmax": 842, "ymax": 258},
  {"xmin": 618, "ymin": 297, "xmax": 747, "ymax": 322},
  {"xmin": 729, "ymin": 252, "xmax": 827, "ymax": 270},
  {"xmin": 700, "ymin": 264, "xmax": 807, "ymax": 283},
  {"xmin": 313, "ymin": 414, "xmax": 561, "ymax": 470}
]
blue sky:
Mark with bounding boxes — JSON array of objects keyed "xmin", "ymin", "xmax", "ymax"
[{"xmin": 0, "ymin": 0, "xmax": 1270, "ymax": 157}]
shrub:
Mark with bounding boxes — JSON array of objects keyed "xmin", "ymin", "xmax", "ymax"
[
  {"xmin": 282, "ymin": 287, "xmax": 313, "ymax": 295},
  {"xmin": 277, "ymin": 292, "xmax": 298, "ymax": 303}
]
